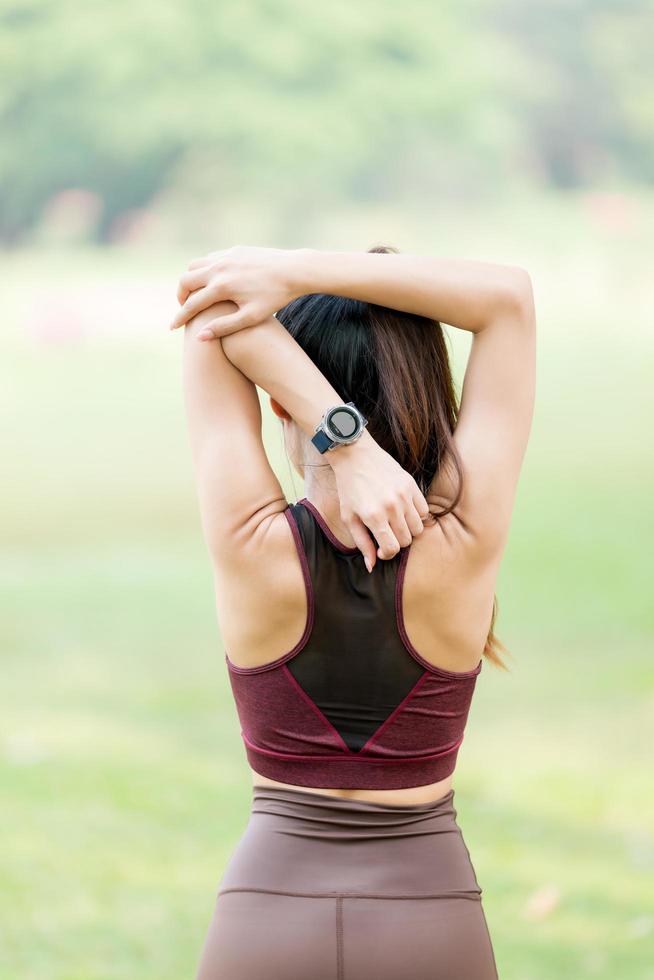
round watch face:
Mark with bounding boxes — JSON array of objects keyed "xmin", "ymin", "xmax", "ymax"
[{"xmin": 326, "ymin": 406, "xmax": 359, "ymax": 441}]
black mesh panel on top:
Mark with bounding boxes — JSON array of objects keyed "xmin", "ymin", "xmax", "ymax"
[{"xmin": 286, "ymin": 502, "xmax": 425, "ymax": 752}]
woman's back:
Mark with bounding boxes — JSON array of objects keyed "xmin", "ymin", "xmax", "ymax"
[
  {"xmin": 215, "ymin": 489, "xmax": 502, "ymax": 804},
  {"xmin": 219, "ymin": 495, "xmax": 496, "ymax": 679}
]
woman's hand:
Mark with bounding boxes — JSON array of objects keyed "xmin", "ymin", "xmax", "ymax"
[
  {"xmin": 327, "ymin": 430, "xmax": 434, "ymax": 570},
  {"xmin": 169, "ymin": 245, "xmax": 305, "ymax": 339}
]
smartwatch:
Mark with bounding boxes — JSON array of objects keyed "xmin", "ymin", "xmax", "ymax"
[{"xmin": 311, "ymin": 402, "xmax": 368, "ymax": 454}]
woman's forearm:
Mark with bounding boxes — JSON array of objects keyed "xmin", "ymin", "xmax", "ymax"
[
  {"xmin": 290, "ymin": 248, "xmax": 532, "ymax": 333},
  {"xmin": 216, "ymin": 304, "xmax": 377, "ymax": 465}
]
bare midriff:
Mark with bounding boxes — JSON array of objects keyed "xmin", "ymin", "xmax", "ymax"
[{"xmin": 250, "ymin": 768, "xmax": 454, "ymax": 806}]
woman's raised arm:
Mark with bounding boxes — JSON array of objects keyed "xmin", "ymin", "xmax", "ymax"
[
  {"xmin": 171, "ymin": 245, "xmax": 529, "ymax": 338},
  {"xmin": 175, "ymin": 245, "xmax": 535, "ymax": 554}
]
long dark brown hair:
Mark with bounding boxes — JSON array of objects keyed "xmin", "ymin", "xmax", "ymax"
[{"xmin": 276, "ymin": 244, "xmax": 509, "ymax": 670}]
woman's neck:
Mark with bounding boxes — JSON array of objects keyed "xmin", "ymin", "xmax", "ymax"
[{"xmin": 301, "ymin": 481, "xmax": 357, "ymax": 550}]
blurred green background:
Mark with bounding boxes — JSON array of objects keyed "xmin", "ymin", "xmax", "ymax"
[{"xmin": 1, "ymin": 1, "xmax": 653, "ymax": 978}]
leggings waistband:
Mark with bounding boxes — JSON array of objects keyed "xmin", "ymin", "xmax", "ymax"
[
  {"xmin": 217, "ymin": 783, "xmax": 481, "ymax": 899},
  {"xmin": 249, "ymin": 784, "xmax": 458, "ymax": 840}
]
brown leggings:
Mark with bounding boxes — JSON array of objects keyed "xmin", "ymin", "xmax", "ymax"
[{"xmin": 195, "ymin": 784, "xmax": 499, "ymax": 980}]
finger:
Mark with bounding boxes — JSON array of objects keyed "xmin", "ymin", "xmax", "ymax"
[
  {"xmin": 194, "ymin": 309, "xmax": 251, "ymax": 338},
  {"xmin": 404, "ymin": 506, "xmax": 425, "ymax": 538},
  {"xmin": 346, "ymin": 514, "xmax": 378, "ymax": 572},
  {"xmin": 413, "ymin": 488, "xmax": 430, "ymax": 520},
  {"xmin": 413, "ymin": 489, "xmax": 437, "ymax": 528},
  {"xmin": 169, "ymin": 284, "xmax": 223, "ymax": 331},
  {"xmin": 404, "ymin": 499, "xmax": 428, "ymax": 538},
  {"xmin": 177, "ymin": 268, "xmax": 210, "ymax": 305},
  {"xmin": 388, "ymin": 511, "xmax": 414, "ymax": 549},
  {"xmin": 196, "ymin": 326, "xmax": 218, "ymax": 342},
  {"xmin": 371, "ymin": 521, "xmax": 402, "ymax": 561}
]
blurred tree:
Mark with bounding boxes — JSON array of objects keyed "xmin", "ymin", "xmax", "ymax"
[
  {"xmin": 0, "ymin": 0, "xmax": 651, "ymax": 243},
  {"xmin": 488, "ymin": 0, "xmax": 654, "ymax": 186}
]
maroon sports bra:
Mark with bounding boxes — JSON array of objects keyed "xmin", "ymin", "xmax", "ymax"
[{"xmin": 225, "ymin": 497, "xmax": 483, "ymax": 790}]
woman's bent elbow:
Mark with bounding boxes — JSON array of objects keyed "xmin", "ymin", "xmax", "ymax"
[{"xmin": 502, "ymin": 267, "xmax": 536, "ymax": 324}]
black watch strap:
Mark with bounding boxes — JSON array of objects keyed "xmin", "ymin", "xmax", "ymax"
[{"xmin": 311, "ymin": 429, "xmax": 335, "ymax": 454}]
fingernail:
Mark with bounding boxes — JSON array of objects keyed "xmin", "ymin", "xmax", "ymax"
[{"xmin": 364, "ymin": 557, "xmax": 372, "ymax": 573}]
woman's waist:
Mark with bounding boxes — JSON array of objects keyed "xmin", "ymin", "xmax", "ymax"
[{"xmin": 250, "ymin": 771, "xmax": 455, "ymax": 808}]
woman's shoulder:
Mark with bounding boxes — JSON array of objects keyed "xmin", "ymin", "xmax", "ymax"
[
  {"xmin": 210, "ymin": 502, "xmax": 312, "ymax": 670},
  {"xmin": 210, "ymin": 501, "xmax": 301, "ymax": 585},
  {"xmin": 400, "ymin": 512, "xmax": 503, "ymax": 670}
]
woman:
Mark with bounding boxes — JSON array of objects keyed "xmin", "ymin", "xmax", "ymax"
[{"xmin": 170, "ymin": 243, "xmax": 536, "ymax": 979}]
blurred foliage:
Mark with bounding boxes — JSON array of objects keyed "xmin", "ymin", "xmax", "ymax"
[{"xmin": 0, "ymin": 0, "xmax": 653, "ymax": 243}]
